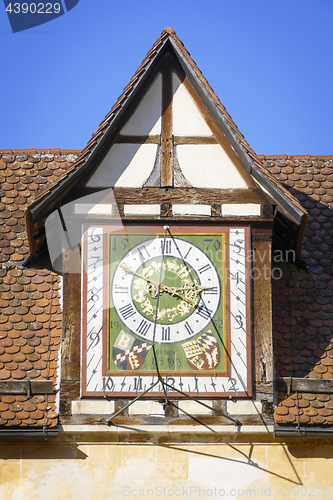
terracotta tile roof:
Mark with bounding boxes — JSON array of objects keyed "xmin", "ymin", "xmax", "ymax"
[
  {"xmin": 0, "ymin": 150, "xmax": 80, "ymax": 266},
  {"xmin": 0, "ymin": 150, "xmax": 78, "ymax": 428},
  {"xmin": 1, "ymin": 150, "xmax": 333, "ymax": 429},
  {"xmin": 260, "ymin": 155, "xmax": 333, "ymax": 427}
]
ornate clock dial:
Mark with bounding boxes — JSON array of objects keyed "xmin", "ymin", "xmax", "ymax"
[
  {"xmin": 111, "ymin": 236, "xmax": 221, "ymax": 344},
  {"xmin": 82, "ymin": 224, "xmax": 252, "ymax": 399}
]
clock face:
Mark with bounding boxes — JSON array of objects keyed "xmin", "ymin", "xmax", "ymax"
[
  {"xmin": 108, "ymin": 230, "xmax": 226, "ymax": 375},
  {"xmin": 81, "ymin": 224, "xmax": 252, "ymax": 398},
  {"xmin": 111, "ymin": 236, "xmax": 221, "ymax": 344}
]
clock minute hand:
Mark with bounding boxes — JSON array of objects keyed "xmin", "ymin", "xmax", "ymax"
[
  {"xmin": 173, "ymin": 284, "xmax": 214, "ymax": 292},
  {"xmin": 117, "ymin": 263, "xmax": 196, "ymax": 306},
  {"xmin": 118, "ymin": 263, "xmax": 160, "ymax": 285}
]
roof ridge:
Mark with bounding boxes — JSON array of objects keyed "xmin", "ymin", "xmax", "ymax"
[
  {"xmin": 258, "ymin": 154, "xmax": 333, "ymax": 159},
  {"xmin": 0, "ymin": 149, "xmax": 81, "ymax": 155}
]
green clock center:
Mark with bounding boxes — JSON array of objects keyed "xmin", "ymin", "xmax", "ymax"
[{"xmin": 131, "ymin": 257, "xmax": 200, "ymax": 324}]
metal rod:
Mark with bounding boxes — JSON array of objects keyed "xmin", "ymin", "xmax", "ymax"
[
  {"xmin": 163, "ymin": 381, "xmax": 241, "ymax": 425},
  {"xmin": 107, "ymin": 379, "xmax": 160, "ymax": 424}
]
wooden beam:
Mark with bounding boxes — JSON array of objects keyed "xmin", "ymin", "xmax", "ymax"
[
  {"xmin": 174, "ymin": 136, "xmax": 218, "ymax": 145},
  {"xmin": 161, "ymin": 56, "xmax": 173, "ymax": 187},
  {"xmin": 0, "ymin": 380, "xmax": 53, "ymax": 395},
  {"xmin": 115, "ymin": 135, "xmax": 218, "ymax": 145},
  {"xmin": 62, "ymin": 246, "xmax": 81, "ymax": 381},
  {"xmin": 252, "ymin": 234, "xmax": 273, "ymax": 400},
  {"xmin": 116, "ymin": 135, "xmax": 160, "ymax": 144},
  {"xmin": 112, "ymin": 187, "xmax": 268, "ymax": 205},
  {"xmin": 276, "ymin": 377, "xmax": 333, "ymax": 394}
]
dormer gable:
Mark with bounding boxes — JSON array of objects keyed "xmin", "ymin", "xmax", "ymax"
[
  {"xmin": 25, "ymin": 28, "xmax": 306, "ymax": 263},
  {"xmin": 23, "ymin": 28, "xmax": 307, "ymax": 420},
  {"xmin": 85, "ymin": 55, "xmax": 254, "ymax": 192}
]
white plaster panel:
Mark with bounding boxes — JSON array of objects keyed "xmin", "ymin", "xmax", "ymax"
[
  {"xmin": 123, "ymin": 204, "xmax": 160, "ymax": 216},
  {"xmin": 86, "ymin": 144, "xmax": 157, "ymax": 188},
  {"xmin": 222, "ymin": 204, "xmax": 261, "ymax": 217},
  {"xmin": 74, "ymin": 203, "xmax": 115, "ymax": 215},
  {"xmin": 172, "ymin": 73, "xmax": 213, "ymax": 136},
  {"xmin": 178, "ymin": 400, "xmax": 213, "ymax": 415},
  {"xmin": 227, "ymin": 400, "xmax": 262, "ymax": 415},
  {"xmin": 120, "ymin": 74, "xmax": 162, "ymax": 135},
  {"xmin": 71, "ymin": 400, "xmax": 115, "ymax": 415},
  {"xmin": 172, "ymin": 204, "xmax": 211, "ymax": 216},
  {"xmin": 128, "ymin": 400, "xmax": 164, "ymax": 416},
  {"xmin": 176, "ymin": 144, "xmax": 248, "ymax": 189}
]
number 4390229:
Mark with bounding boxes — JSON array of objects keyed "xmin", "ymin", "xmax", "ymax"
[{"xmin": 6, "ymin": 3, "xmax": 62, "ymax": 14}]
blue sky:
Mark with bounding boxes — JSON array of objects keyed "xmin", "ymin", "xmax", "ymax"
[{"xmin": 1, "ymin": 0, "xmax": 332, "ymax": 154}]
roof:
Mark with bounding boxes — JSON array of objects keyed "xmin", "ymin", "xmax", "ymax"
[
  {"xmin": 0, "ymin": 151, "xmax": 332, "ymax": 429},
  {"xmin": 0, "ymin": 150, "xmax": 79, "ymax": 428},
  {"xmin": 258, "ymin": 155, "xmax": 333, "ymax": 427},
  {"xmin": 0, "ymin": 29, "xmax": 332, "ymax": 432},
  {"xmin": 0, "ymin": 149, "xmax": 80, "ymax": 265}
]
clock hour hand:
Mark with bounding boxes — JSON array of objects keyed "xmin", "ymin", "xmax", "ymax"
[
  {"xmin": 118, "ymin": 263, "xmax": 197, "ymax": 306},
  {"xmin": 175, "ymin": 284, "xmax": 213, "ymax": 292}
]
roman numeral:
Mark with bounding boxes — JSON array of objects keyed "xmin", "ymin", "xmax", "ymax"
[
  {"xmin": 184, "ymin": 247, "xmax": 192, "ymax": 259},
  {"xmin": 203, "ymin": 287, "xmax": 218, "ymax": 295},
  {"xmin": 114, "ymin": 285, "xmax": 129, "ymax": 294},
  {"xmin": 198, "ymin": 264, "xmax": 211, "ymax": 274},
  {"xmin": 137, "ymin": 245, "xmax": 150, "ymax": 261},
  {"xmin": 162, "ymin": 239, "xmax": 172, "ymax": 254},
  {"xmin": 184, "ymin": 322, "xmax": 193, "ymax": 336},
  {"xmin": 119, "ymin": 303, "xmax": 136, "ymax": 320},
  {"xmin": 161, "ymin": 326, "xmax": 170, "ymax": 341},
  {"xmin": 196, "ymin": 304, "xmax": 212, "ymax": 320},
  {"xmin": 133, "ymin": 377, "xmax": 143, "ymax": 391},
  {"xmin": 136, "ymin": 320, "xmax": 151, "ymax": 336}
]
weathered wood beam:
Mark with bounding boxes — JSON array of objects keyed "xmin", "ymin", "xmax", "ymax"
[
  {"xmin": 161, "ymin": 55, "xmax": 173, "ymax": 187},
  {"xmin": 112, "ymin": 187, "xmax": 268, "ymax": 205},
  {"xmin": 115, "ymin": 135, "xmax": 218, "ymax": 145},
  {"xmin": 116, "ymin": 135, "xmax": 160, "ymax": 144},
  {"xmin": 0, "ymin": 380, "xmax": 53, "ymax": 395},
  {"xmin": 62, "ymin": 246, "xmax": 81, "ymax": 381},
  {"xmin": 252, "ymin": 229, "xmax": 273, "ymax": 400},
  {"xmin": 174, "ymin": 136, "xmax": 218, "ymax": 144},
  {"xmin": 276, "ymin": 377, "xmax": 333, "ymax": 394}
]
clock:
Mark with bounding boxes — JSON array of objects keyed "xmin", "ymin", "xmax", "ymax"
[
  {"xmin": 81, "ymin": 223, "xmax": 252, "ymax": 398},
  {"xmin": 108, "ymin": 227, "xmax": 225, "ymax": 376},
  {"xmin": 111, "ymin": 235, "xmax": 221, "ymax": 344}
]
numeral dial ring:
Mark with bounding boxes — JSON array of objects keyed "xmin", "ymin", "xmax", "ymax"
[{"xmin": 111, "ymin": 237, "xmax": 221, "ymax": 343}]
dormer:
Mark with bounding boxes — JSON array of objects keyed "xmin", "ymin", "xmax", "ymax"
[{"xmin": 24, "ymin": 28, "xmax": 307, "ymax": 424}]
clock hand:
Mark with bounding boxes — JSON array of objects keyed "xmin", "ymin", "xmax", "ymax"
[
  {"xmin": 118, "ymin": 263, "xmax": 197, "ymax": 306},
  {"xmin": 118, "ymin": 263, "xmax": 159, "ymax": 284},
  {"xmin": 173, "ymin": 284, "xmax": 214, "ymax": 292}
]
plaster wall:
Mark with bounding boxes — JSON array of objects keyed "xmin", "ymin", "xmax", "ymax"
[
  {"xmin": 120, "ymin": 74, "xmax": 162, "ymax": 136},
  {"xmin": 176, "ymin": 144, "xmax": 248, "ymax": 189},
  {"xmin": 1, "ymin": 436, "xmax": 333, "ymax": 499},
  {"xmin": 87, "ymin": 143, "xmax": 158, "ymax": 188},
  {"xmin": 172, "ymin": 73, "xmax": 213, "ymax": 136}
]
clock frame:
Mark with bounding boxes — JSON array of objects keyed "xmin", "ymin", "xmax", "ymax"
[{"xmin": 81, "ymin": 223, "xmax": 252, "ymax": 398}]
